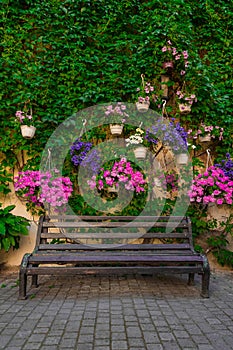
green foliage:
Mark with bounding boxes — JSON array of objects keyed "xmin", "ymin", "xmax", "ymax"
[
  {"xmin": 1, "ymin": 0, "xmax": 232, "ymax": 173},
  {"xmin": 0, "ymin": 204, "xmax": 29, "ymax": 252}
]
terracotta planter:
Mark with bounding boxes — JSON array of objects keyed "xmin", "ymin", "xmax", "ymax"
[
  {"xmin": 162, "ymin": 61, "xmax": 174, "ymax": 69},
  {"xmin": 136, "ymin": 102, "xmax": 150, "ymax": 113},
  {"xmin": 134, "ymin": 146, "xmax": 147, "ymax": 160},
  {"xmin": 20, "ymin": 125, "xmax": 36, "ymax": 139},
  {"xmin": 199, "ymin": 134, "xmax": 211, "ymax": 142},
  {"xmin": 110, "ymin": 124, "xmax": 123, "ymax": 135},
  {"xmin": 178, "ymin": 103, "xmax": 191, "ymax": 113},
  {"xmin": 176, "ymin": 153, "xmax": 189, "ymax": 165}
]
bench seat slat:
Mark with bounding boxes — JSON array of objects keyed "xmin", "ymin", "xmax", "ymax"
[
  {"xmin": 29, "ymin": 253, "xmax": 204, "ymax": 264},
  {"xmin": 42, "ymin": 221, "xmax": 189, "ymax": 228},
  {"xmin": 26, "ymin": 266, "xmax": 203, "ymax": 275},
  {"xmin": 41, "ymin": 232, "xmax": 190, "ymax": 239},
  {"xmin": 38, "ymin": 243, "xmax": 192, "ymax": 251}
]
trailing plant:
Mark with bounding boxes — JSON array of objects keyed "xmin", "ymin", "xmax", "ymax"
[
  {"xmin": 14, "ymin": 170, "xmax": 73, "ymax": 215},
  {"xmin": 0, "ymin": 204, "xmax": 29, "ymax": 252}
]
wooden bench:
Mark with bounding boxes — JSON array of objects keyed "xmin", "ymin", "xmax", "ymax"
[{"xmin": 19, "ymin": 215, "xmax": 210, "ymax": 299}]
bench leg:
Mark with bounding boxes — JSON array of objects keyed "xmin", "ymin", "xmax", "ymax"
[
  {"xmin": 19, "ymin": 253, "xmax": 31, "ymax": 300},
  {"xmin": 31, "ymin": 274, "xmax": 38, "ymax": 288},
  {"xmin": 19, "ymin": 268, "xmax": 27, "ymax": 300},
  {"xmin": 188, "ymin": 273, "xmax": 195, "ymax": 286},
  {"xmin": 200, "ymin": 256, "xmax": 210, "ymax": 298}
]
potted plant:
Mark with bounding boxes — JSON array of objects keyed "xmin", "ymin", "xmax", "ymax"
[
  {"xmin": 176, "ymin": 89, "xmax": 197, "ymax": 114},
  {"xmin": 125, "ymin": 127, "xmax": 149, "ymax": 159},
  {"xmin": 0, "ymin": 204, "xmax": 29, "ymax": 252},
  {"xmin": 135, "ymin": 74, "xmax": 155, "ymax": 112},
  {"xmin": 161, "ymin": 40, "xmax": 189, "ymax": 76},
  {"xmin": 188, "ymin": 165, "xmax": 233, "ymax": 206},
  {"xmin": 145, "ymin": 119, "xmax": 188, "ymax": 165},
  {"xmin": 87, "ymin": 157, "xmax": 147, "ymax": 194},
  {"xmin": 198, "ymin": 124, "xmax": 224, "ymax": 143},
  {"xmin": 14, "ymin": 169, "xmax": 73, "ymax": 215},
  {"xmin": 104, "ymin": 102, "xmax": 129, "ymax": 135},
  {"xmin": 15, "ymin": 108, "xmax": 36, "ymax": 139}
]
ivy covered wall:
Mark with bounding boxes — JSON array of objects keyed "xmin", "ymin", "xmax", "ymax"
[{"xmin": 0, "ymin": 0, "xmax": 232, "ymax": 179}]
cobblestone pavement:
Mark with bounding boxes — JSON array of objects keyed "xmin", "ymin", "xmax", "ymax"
[{"xmin": 0, "ymin": 269, "xmax": 233, "ymax": 350}]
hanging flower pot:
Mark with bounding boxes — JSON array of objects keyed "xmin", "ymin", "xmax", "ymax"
[
  {"xmin": 154, "ymin": 177, "xmax": 162, "ymax": 187},
  {"xmin": 110, "ymin": 124, "xmax": 123, "ymax": 135},
  {"xmin": 199, "ymin": 134, "xmax": 211, "ymax": 142},
  {"xmin": 20, "ymin": 125, "xmax": 36, "ymax": 139},
  {"xmin": 162, "ymin": 61, "xmax": 174, "ymax": 70},
  {"xmin": 134, "ymin": 146, "xmax": 147, "ymax": 160},
  {"xmin": 178, "ymin": 103, "xmax": 191, "ymax": 114},
  {"xmin": 136, "ymin": 102, "xmax": 150, "ymax": 113},
  {"xmin": 176, "ymin": 153, "xmax": 189, "ymax": 165},
  {"xmin": 107, "ymin": 185, "xmax": 119, "ymax": 193}
]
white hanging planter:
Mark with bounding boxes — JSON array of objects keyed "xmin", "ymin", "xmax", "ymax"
[
  {"xmin": 176, "ymin": 153, "xmax": 189, "ymax": 165},
  {"xmin": 110, "ymin": 124, "xmax": 123, "ymax": 135},
  {"xmin": 154, "ymin": 178, "xmax": 162, "ymax": 187},
  {"xmin": 178, "ymin": 103, "xmax": 192, "ymax": 113},
  {"xmin": 199, "ymin": 134, "xmax": 211, "ymax": 142},
  {"xmin": 20, "ymin": 125, "xmax": 36, "ymax": 139},
  {"xmin": 136, "ymin": 102, "xmax": 150, "ymax": 113},
  {"xmin": 107, "ymin": 185, "xmax": 119, "ymax": 193},
  {"xmin": 134, "ymin": 146, "xmax": 147, "ymax": 160}
]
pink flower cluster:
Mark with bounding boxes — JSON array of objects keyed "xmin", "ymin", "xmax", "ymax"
[
  {"xmin": 162, "ymin": 40, "xmax": 189, "ymax": 75},
  {"xmin": 15, "ymin": 110, "xmax": 33, "ymax": 125},
  {"xmin": 105, "ymin": 103, "xmax": 129, "ymax": 123},
  {"xmin": 188, "ymin": 166, "xmax": 233, "ymax": 205},
  {"xmin": 176, "ymin": 90, "xmax": 197, "ymax": 105},
  {"xmin": 136, "ymin": 76, "xmax": 154, "ymax": 104},
  {"xmin": 87, "ymin": 158, "xmax": 147, "ymax": 193},
  {"xmin": 14, "ymin": 170, "xmax": 73, "ymax": 208},
  {"xmin": 188, "ymin": 124, "xmax": 224, "ymax": 141}
]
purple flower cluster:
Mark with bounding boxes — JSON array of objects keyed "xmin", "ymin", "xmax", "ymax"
[
  {"xmin": 145, "ymin": 120, "xmax": 188, "ymax": 153},
  {"xmin": 159, "ymin": 171, "xmax": 178, "ymax": 193},
  {"xmin": 215, "ymin": 153, "xmax": 233, "ymax": 180},
  {"xmin": 70, "ymin": 138, "xmax": 101, "ymax": 174},
  {"xmin": 70, "ymin": 138, "xmax": 92, "ymax": 166}
]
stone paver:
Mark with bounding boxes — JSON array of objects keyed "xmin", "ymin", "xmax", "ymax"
[{"xmin": 0, "ymin": 268, "xmax": 233, "ymax": 349}]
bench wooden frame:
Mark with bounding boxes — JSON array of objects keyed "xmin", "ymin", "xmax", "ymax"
[{"xmin": 19, "ymin": 215, "xmax": 210, "ymax": 299}]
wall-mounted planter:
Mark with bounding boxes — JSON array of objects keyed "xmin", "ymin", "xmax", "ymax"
[
  {"xmin": 134, "ymin": 146, "xmax": 147, "ymax": 160},
  {"xmin": 178, "ymin": 103, "xmax": 191, "ymax": 114},
  {"xmin": 199, "ymin": 134, "xmax": 211, "ymax": 142},
  {"xmin": 162, "ymin": 61, "xmax": 174, "ymax": 69},
  {"xmin": 176, "ymin": 153, "xmax": 189, "ymax": 165},
  {"xmin": 110, "ymin": 124, "xmax": 123, "ymax": 135},
  {"xmin": 136, "ymin": 102, "xmax": 150, "ymax": 113},
  {"xmin": 20, "ymin": 125, "xmax": 36, "ymax": 139}
]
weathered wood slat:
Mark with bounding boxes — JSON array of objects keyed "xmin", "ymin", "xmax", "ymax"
[
  {"xmin": 38, "ymin": 243, "xmax": 192, "ymax": 251},
  {"xmin": 26, "ymin": 266, "xmax": 203, "ymax": 275},
  {"xmin": 42, "ymin": 221, "xmax": 189, "ymax": 228},
  {"xmin": 28, "ymin": 253, "xmax": 204, "ymax": 264},
  {"xmin": 41, "ymin": 232, "xmax": 190, "ymax": 239}
]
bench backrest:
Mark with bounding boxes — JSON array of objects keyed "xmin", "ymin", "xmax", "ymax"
[{"xmin": 35, "ymin": 215, "xmax": 194, "ymax": 252}]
